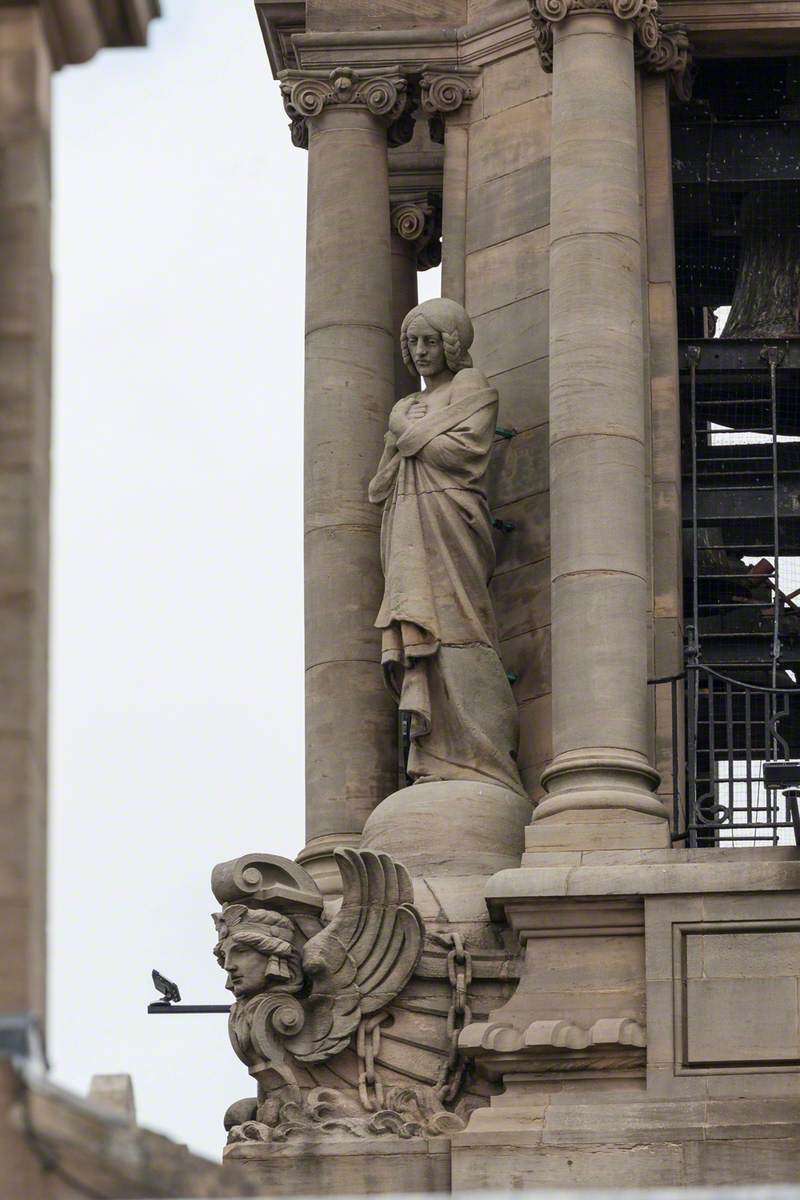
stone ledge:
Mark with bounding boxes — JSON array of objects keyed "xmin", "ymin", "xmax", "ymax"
[{"xmin": 486, "ymin": 849, "xmax": 800, "ymax": 917}]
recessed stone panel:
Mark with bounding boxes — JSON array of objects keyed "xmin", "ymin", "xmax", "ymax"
[{"xmin": 678, "ymin": 924, "xmax": 800, "ymax": 1069}]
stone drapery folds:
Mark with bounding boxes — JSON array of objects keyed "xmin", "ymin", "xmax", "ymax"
[{"xmin": 528, "ymin": 0, "xmax": 693, "ymax": 98}]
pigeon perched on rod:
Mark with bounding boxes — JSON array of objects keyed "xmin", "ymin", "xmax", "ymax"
[{"xmin": 151, "ymin": 969, "xmax": 181, "ymax": 1004}]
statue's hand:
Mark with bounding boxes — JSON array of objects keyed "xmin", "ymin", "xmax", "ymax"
[{"xmin": 389, "ymin": 396, "xmax": 424, "ymax": 436}]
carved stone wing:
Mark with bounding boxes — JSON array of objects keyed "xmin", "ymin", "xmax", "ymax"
[{"xmin": 287, "ymin": 849, "xmax": 424, "ymax": 1063}]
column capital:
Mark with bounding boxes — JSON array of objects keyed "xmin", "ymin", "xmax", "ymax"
[
  {"xmin": 390, "ymin": 194, "xmax": 442, "ymax": 271},
  {"xmin": 279, "ymin": 65, "xmax": 413, "ymax": 149},
  {"xmin": 528, "ymin": 0, "xmax": 693, "ymax": 98},
  {"xmin": 419, "ymin": 67, "xmax": 479, "ymax": 144}
]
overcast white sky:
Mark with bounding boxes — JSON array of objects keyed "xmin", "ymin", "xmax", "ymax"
[
  {"xmin": 49, "ymin": 0, "xmax": 308, "ymax": 1160},
  {"xmin": 48, "ymin": 0, "xmax": 440, "ymax": 1162}
]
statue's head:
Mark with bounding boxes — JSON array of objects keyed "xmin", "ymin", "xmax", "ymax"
[
  {"xmin": 212, "ymin": 904, "xmax": 303, "ymax": 1000},
  {"xmin": 400, "ymin": 298, "xmax": 474, "ymax": 379}
]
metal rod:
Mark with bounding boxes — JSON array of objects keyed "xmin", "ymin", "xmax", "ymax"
[{"xmin": 147, "ymin": 1004, "xmax": 230, "ymax": 1014}]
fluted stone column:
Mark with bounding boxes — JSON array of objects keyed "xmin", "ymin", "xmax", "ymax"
[
  {"xmin": 528, "ymin": 1, "xmax": 679, "ymax": 853},
  {"xmin": 280, "ymin": 68, "xmax": 408, "ymax": 893}
]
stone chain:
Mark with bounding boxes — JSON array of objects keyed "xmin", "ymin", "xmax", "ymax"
[
  {"xmin": 434, "ymin": 932, "xmax": 473, "ymax": 1104},
  {"xmin": 356, "ymin": 1011, "xmax": 389, "ymax": 1112}
]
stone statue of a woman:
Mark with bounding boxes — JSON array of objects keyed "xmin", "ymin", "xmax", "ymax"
[{"xmin": 368, "ymin": 298, "xmax": 524, "ymax": 797}]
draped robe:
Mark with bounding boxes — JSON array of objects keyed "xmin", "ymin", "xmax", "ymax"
[{"xmin": 368, "ymin": 368, "xmax": 524, "ymax": 795}]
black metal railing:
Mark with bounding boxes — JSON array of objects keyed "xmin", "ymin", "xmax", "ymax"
[{"xmin": 670, "ymin": 661, "xmax": 800, "ymax": 846}]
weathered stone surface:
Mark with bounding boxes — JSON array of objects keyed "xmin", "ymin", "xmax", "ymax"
[
  {"xmin": 466, "ymin": 224, "xmax": 548, "ymax": 318},
  {"xmin": 490, "ymin": 355, "xmax": 548, "ymax": 434},
  {"xmin": 472, "ymin": 289, "xmax": 548, "ymax": 377},
  {"xmin": 481, "ymin": 46, "xmax": 551, "ymax": 118},
  {"xmin": 469, "ymin": 94, "xmax": 551, "ymax": 185},
  {"xmin": 212, "ymin": 849, "xmax": 426, "ymax": 1145},
  {"xmin": 369, "ymin": 299, "xmax": 523, "ymax": 795},
  {"xmin": 466, "ymin": 158, "xmax": 550, "ymax": 253}
]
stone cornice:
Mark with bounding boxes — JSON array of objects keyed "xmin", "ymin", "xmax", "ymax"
[
  {"xmin": 278, "ymin": 66, "xmax": 412, "ymax": 149},
  {"xmin": 289, "ymin": 1, "xmax": 534, "ymax": 73},
  {"xmin": 528, "ymin": 0, "xmax": 692, "ymax": 99}
]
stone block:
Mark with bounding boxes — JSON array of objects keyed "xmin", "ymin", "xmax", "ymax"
[
  {"xmin": 520, "ymin": 760, "xmax": 547, "ymax": 801},
  {"xmin": 491, "ymin": 553, "xmax": 550, "ymax": 641},
  {"xmin": 305, "ymin": 659, "xmax": 398, "ymax": 842},
  {"xmin": 473, "ymin": 289, "xmax": 548, "ymax": 377},
  {"xmin": 304, "ymin": 525, "xmax": 384, "ymax": 668},
  {"xmin": 518, "ymin": 692, "xmax": 552, "ymax": 769},
  {"xmin": 466, "ymin": 159, "xmax": 550, "ymax": 253},
  {"xmin": 642, "ymin": 74, "xmax": 676, "ymax": 286},
  {"xmin": 469, "ymin": 94, "xmax": 551, "ymax": 186},
  {"xmin": 684, "ymin": 958, "xmax": 800, "ymax": 1067},
  {"xmin": 226, "ymin": 1133, "xmax": 452, "ymax": 1194},
  {"xmin": 652, "ymin": 479, "xmax": 681, "ymax": 618},
  {"xmin": 466, "ymin": 225, "xmax": 548, "ymax": 319},
  {"xmin": 0, "ymin": 204, "xmax": 49, "ymax": 336},
  {"xmin": 481, "ymin": 46, "xmax": 551, "ymax": 119},
  {"xmin": 494, "ymin": 489, "xmax": 551, "ymax": 578},
  {"xmin": 500, "ymin": 625, "xmax": 550, "ymax": 704},
  {"xmin": 490, "ymin": 356, "xmax": 548, "ymax": 435},
  {"xmin": 0, "ymin": 334, "xmax": 47, "ymax": 467},
  {"xmin": 306, "ymin": 0, "xmax": 466, "ymax": 30},
  {"xmin": 487, "ymin": 424, "xmax": 548, "ymax": 509}
]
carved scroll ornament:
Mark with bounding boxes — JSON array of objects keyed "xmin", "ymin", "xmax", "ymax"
[
  {"xmin": 279, "ymin": 66, "xmax": 412, "ymax": 148},
  {"xmin": 528, "ymin": 0, "xmax": 692, "ymax": 98},
  {"xmin": 419, "ymin": 68, "xmax": 479, "ymax": 144},
  {"xmin": 213, "ymin": 848, "xmax": 439, "ymax": 1142},
  {"xmin": 390, "ymin": 197, "xmax": 442, "ymax": 271}
]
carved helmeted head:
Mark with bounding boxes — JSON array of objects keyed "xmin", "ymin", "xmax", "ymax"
[
  {"xmin": 212, "ymin": 904, "xmax": 303, "ymax": 1000},
  {"xmin": 400, "ymin": 298, "xmax": 474, "ymax": 379}
]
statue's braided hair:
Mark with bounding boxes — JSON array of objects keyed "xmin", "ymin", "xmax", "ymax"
[{"xmin": 400, "ymin": 298, "xmax": 474, "ymax": 377}]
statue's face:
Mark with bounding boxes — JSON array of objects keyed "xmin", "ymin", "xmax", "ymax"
[
  {"xmin": 406, "ymin": 316, "xmax": 447, "ymax": 378},
  {"xmin": 221, "ymin": 941, "xmax": 267, "ymax": 999}
]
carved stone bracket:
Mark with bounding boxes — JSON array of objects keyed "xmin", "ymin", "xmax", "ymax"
[
  {"xmin": 419, "ymin": 67, "xmax": 480, "ymax": 145},
  {"xmin": 528, "ymin": 0, "xmax": 693, "ymax": 99},
  {"xmin": 278, "ymin": 65, "xmax": 413, "ymax": 149},
  {"xmin": 460, "ymin": 1015, "xmax": 647, "ymax": 1081},
  {"xmin": 390, "ymin": 194, "xmax": 443, "ymax": 271}
]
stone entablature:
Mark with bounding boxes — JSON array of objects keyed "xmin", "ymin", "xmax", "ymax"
[{"xmin": 528, "ymin": 0, "xmax": 692, "ymax": 96}]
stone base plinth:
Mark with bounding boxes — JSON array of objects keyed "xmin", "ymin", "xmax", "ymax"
[
  {"xmin": 223, "ymin": 1135, "xmax": 451, "ymax": 1195},
  {"xmin": 361, "ymin": 780, "xmax": 531, "ymax": 877},
  {"xmin": 455, "ymin": 847, "xmax": 800, "ymax": 1188},
  {"xmin": 452, "ymin": 1095, "xmax": 800, "ymax": 1188}
]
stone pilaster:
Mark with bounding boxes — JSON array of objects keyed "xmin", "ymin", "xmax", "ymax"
[
  {"xmin": 419, "ymin": 69, "xmax": 478, "ymax": 306},
  {"xmin": 278, "ymin": 66, "xmax": 410, "ymax": 895},
  {"xmin": 523, "ymin": 1, "xmax": 690, "ymax": 854}
]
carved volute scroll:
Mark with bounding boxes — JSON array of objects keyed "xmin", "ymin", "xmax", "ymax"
[
  {"xmin": 528, "ymin": 0, "xmax": 693, "ymax": 98},
  {"xmin": 419, "ymin": 67, "xmax": 479, "ymax": 144},
  {"xmin": 390, "ymin": 195, "xmax": 443, "ymax": 271},
  {"xmin": 279, "ymin": 65, "xmax": 413, "ymax": 149}
]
